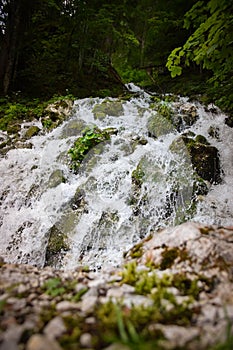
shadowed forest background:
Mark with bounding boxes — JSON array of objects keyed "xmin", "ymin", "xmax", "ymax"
[{"xmin": 0, "ymin": 0, "xmax": 232, "ymax": 113}]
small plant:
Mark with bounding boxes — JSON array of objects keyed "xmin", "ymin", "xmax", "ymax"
[
  {"xmin": 72, "ymin": 287, "xmax": 88, "ymax": 302},
  {"xmin": 68, "ymin": 126, "xmax": 115, "ymax": 172},
  {"xmin": 157, "ymin": 102, "xmax": 173, "ymax": 120},
  {"xmin": 132, "ymin": 164, "xmax": 145, "ymax": 188},
  {"xmin": 114, "ymin": 303, "xmax": 141, "ymax": 344},
  {"xmin": 42, "ymin": 277, "xmax": 66, "ymax": 297}
]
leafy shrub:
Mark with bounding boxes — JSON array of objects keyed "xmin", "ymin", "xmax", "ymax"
[{"xmin": 68, "ymin": 126, "xmax": 115, "ymax": 172}]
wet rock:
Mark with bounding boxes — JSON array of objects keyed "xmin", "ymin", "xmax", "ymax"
[
  {"xmin": 0, "ymin": 132, "xmax": 10, "ymax": 150},
  {"xmin": 208, "ymin": 126, "xmax": 220, "ymax": 139},
  {"xmin": 185, "ymin": 140, "xmax": 221, "ymax": 184},
  {"xmin": 41, "ymin": 99, "xmax": 73, "ymax": 130},
  {"xmin": 173, "ymin": 133, "xmax": 222, "ymax": 184},
  {"xmin": 6, "ymin": 123, "xmax": 21, "ymax": 135},
  {"xmin": 92, "ymin": 100, "xmax": 124, "ymax": 120},
  {"xmin": 70, "ymin": 188, "xmax": 86, "ymax": 210},
  {"xmin": 147, "ymin": 112, "xmax": 174, "ymax": 138},
  {"xmin": 175, "ymin": 103, "xmax": 199, "ymax": 131},
  {"xmin": 225, "ymin": 115, "xmax": 233, "ymax": 128},
  {"xmin": 45, "ymin": 226, "xmax": 69, "ymax": 268},
  {"xmin": 61, "ymin": 119, "xmax": 86, "ymax": 137},
  {"xmin": 24, "ymin": 126, "xmax": 41, "ymax": 139},
  {"xmin": 45, "ymin": 100, "xmax": 73, "ymax": 120},
  {"xmin": 48, "ymin": 169, "xmax": 66, "ymax": 188}
]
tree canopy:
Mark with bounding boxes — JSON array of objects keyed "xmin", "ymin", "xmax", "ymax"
[
  {"xmin": 0, "ymin": 0, "xmax": 232, "ymax": 111},
  {"xmin": 166, "ymin": 0, "xmax": 233, "ymax": 111}
]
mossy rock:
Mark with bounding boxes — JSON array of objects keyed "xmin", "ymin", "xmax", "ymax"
[
  {"xmin": 182, "ymin": 136, "xmax": 222, "ymax": 184},
  {"xmin": 92, "ymin": 100, "xmax": 124, "ymax": 120},
  {"xmin": 47, "ymin": 169, "xmax": 66, "ymax": 188},
  {"xmin": 61, "ymin": 119, "xmax": 86, "ymax": 137},
  {"xmin": 24, "ymin": 125, "xmax": 41, "ymax": 139},
  {"xmin": 6, "ymin": 123, "xmax": 21, "ymax": 134},
  {"xmin": 69, "ymin": 188, "xmax": 86, "ymax": 210},
  {"xmin": 171, "ymin": 133, "xmax": 222, "ymax": 184},
  {"xmin": 225, "ymin": 115, "xmax": 233, "ymax": 128},
  {"xmin": 45, "ymin": 225, "xmax": 69, "ymax": 267},
  {"xmin": 68, "ymin": 126, "xmax": 116, "ymax": 172},
  {"xmin": 147, "ymin": 113, "xmax": 174, "ymax": 138}
]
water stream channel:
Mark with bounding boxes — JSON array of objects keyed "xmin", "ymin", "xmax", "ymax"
[{"xmin": 0, "ymin": 84, "xmax": 232, "ymax": 270}]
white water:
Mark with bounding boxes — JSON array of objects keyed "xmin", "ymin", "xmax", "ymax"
[{"xmin": 0, "ymin": 85, "xmax": 232, "ymax": 270}]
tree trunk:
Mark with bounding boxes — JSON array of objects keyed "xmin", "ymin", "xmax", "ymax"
[{"xmin": 0, "ymin": 0, "xmax": 22, "ymax": 95}]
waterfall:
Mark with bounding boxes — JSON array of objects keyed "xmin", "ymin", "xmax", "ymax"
[{"xmin": 0, "ymin": 85, "xmax": 232, "ymax": 270}]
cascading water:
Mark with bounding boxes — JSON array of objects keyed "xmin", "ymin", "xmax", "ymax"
[{"xmin": 0, "ymin": 84, "xmax": 232, "ymax": 270}]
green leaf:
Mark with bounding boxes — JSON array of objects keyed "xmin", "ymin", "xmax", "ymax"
[{"xmin": 171, "ymin": 66, "xmax": 182, "ymax": 78}]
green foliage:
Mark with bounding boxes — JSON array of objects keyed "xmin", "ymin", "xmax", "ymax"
[
  {"xmin": 72, "ymin": 287, "xmax": 88, "ymax": 303},
  {"xmin": 120, "ymin": 261, "xmax": 200, "ymax": 301},
  {"xmin": 132, "ymin": 165, "xmax": 145, "ymax": 188},
  {"xmin": 0, "ymin": 94, "xmax": 75, "ymax": 131},
  {"xmin": 0, "ymin": 101, "xmax": 28, "ymax": 130},
  {"xmin": 42, "ymin": 277, "xmax": 66, "ymax": 297},
  {"xmin": 156, "ymin": 102, "xmax": 173, "ymax": 120},
  {"xmin": 68, "ymin": 126, "xmax": 112, "ymax": 172},
  {"xmin": 42, "ymin": 276, "xmax": 88, "ymax": 301},
  {"xmin": 114, "ymin": 303, "xmax": 141, "ymax": 344},
  {"xmin": 166, "ymin": 0, "xmax": 233, "ymax": 111}
]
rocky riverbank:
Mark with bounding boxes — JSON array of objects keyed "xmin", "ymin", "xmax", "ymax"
[{"xmin": 0, "ymin": 222, "xmax": 233, "ymax": 350}]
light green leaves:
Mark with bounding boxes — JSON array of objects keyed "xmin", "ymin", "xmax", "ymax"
[
  {"xmin": 166, "ymin": 0, "xmax": 233, "ymax": 85},
  {"xmin": 166, "ymin": 47, "xmax": 183, "ymax": 78}
]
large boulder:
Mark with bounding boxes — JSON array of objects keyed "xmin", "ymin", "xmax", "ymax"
[{"xmin": 171, "ymin": 133, "xmax": 222, "ymax": 184}]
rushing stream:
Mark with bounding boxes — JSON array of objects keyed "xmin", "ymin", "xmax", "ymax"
[{"xmin": 0, "ymin": 84, "xmax": 232, "ymax": 270}]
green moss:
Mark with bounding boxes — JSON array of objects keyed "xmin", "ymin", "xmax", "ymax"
[
  {"xmin": 92, "ymin": 100, "xmax": 124, "ymax": 119},
  {"xmin": 72, "ymin": 287, "xmax": 88, "ymax": 303},
  {"xmin": 132, "ymin": 164, "xmax": 145, "ymax": 188},
  {"xmin": 121, "ymin": 261, "xmax": 138, "ymax": 286},
  {"xmin": 0, "ymin": 95, "xmax": 74, "ymax": 132},
  {"xmin": 160, "ymin": 247, "xmax": 179, "ymax": 270},
  {"xmin": 40, "ymin": 304, "xmax": 57, "ymax": 325},
  {"xmin": 59, "ymin": 315, "xmax": 82, "ymax": 349},
  {"xmin": 129, "ymin": 242, "xmax": 144, "ymax": 259},
  {"xmin": 172, "ymin": 273, "xmax": 200, "ymax": 298}
]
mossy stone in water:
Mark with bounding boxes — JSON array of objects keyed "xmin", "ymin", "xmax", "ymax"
[
  {"xmin": 48, "ymin": 169, "xmax": 66, "ymax": 188},
  {"xmin": 92, "ymin": 100, "xmax": 124, "ymax": 120},
  {"xmin": 24, "ymin": 125, "xmax": 41, "ymax": 139},
  {"xmin": 147, "ymin": 113, "xmax": 174, "ymax": 138},
  {"xmin": 172, "ymin": 133, "xmax": 222, "ymax": 184},
  {"xmin": 45, "ymin": 225, "xmax": 69, "ymax": 267}
]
